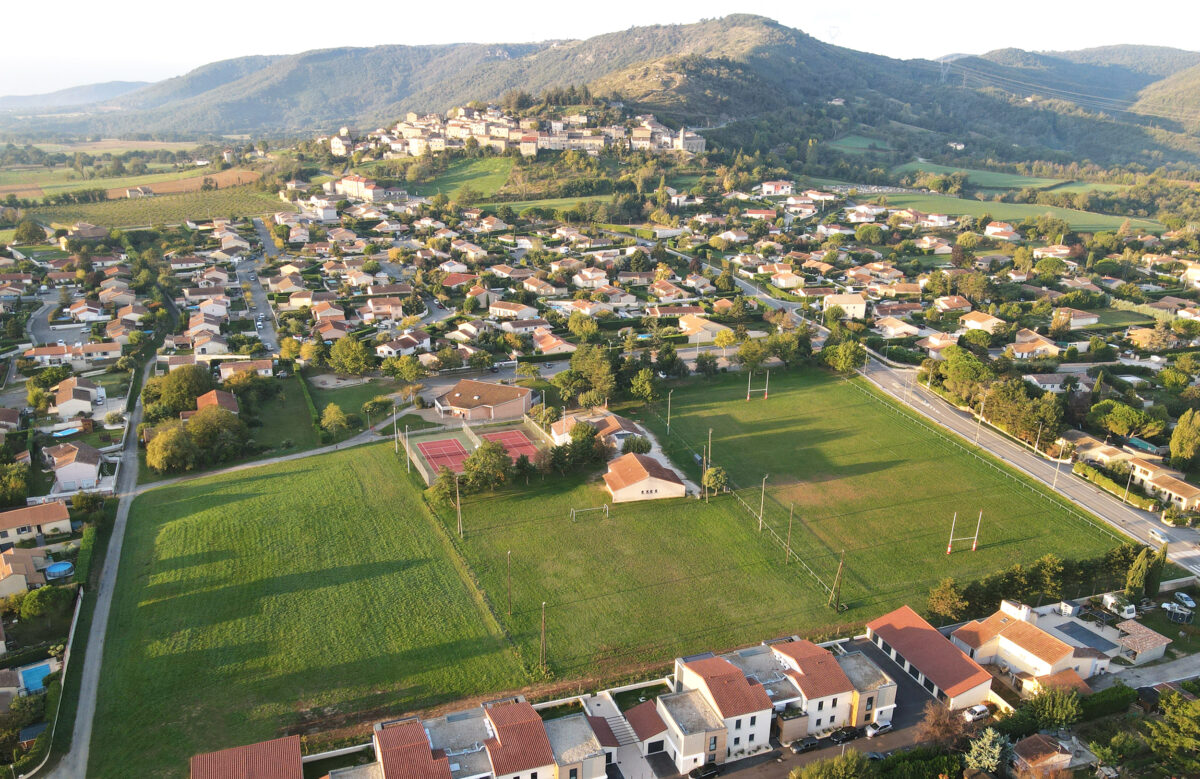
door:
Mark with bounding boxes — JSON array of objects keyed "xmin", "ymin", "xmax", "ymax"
[{"xmin": 647, "ymin": 740, "xmax": 664, "ymax": 754}]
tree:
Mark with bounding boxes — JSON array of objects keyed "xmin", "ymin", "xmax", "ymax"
[
  {"xmin": 150, "ymin": 364, "xmax": 214, "ymax": 415},
  {"xmin": 428, "ymin": 466, "xmax": 456, "ymax": 505},
  {"xmin": 702, "ymin": 466, "xmax": 728, "ymax": 501},
  {"xmin": 321, "ymin": 403, "xmax": 349, "ymax": 436},
  {"xmin": 463, "ymin": 440, "xmax": 511, "ymax": 491},
  {"xmin": 789, "ymin": 750, "xmax": 870, "ymax": 779},
  {"xmin": 1143, "ymin": 691, "xmax": 1200, "ymax": 776},
  {"xmin": 329, "ymin": 336, "xmax": 373, "ymax": 376},
  {"xmin": 630, "ymin": 368, "xmax": 658, "ymax": 403},
  {"xmin": 515, "ymin": 363, "xmax": 542, "ymax": 381},
  {"xmin": 916, "ymin": 700, "xmax": 965, "ymax": 746},
  {"xmin": 736, "ymin": 339, "xmax": 768, "ymax": 372},
  {"xmin": 187, "ymin": 406, "xmax": 249, "ymax": 464},
  {"xmin": 1125, "ymin": 546, "xmax": 1151, "ymax": 598},
  {"xmin": 695, "ymin": 351, "xmax": 718, "ymax": 377},
  {"xmin": 13, "ymin": 219, "xmax": 44, "ymax": 244},
  {"xmin": 279, "ymin": 337, "xmax": 301, "ymax": 360},
  {"xmin": 1145, "ymin": 542, "xmax": 1168, "ymax": 597},
  {"xmin": 299, "ymin": 340, "xmax": 327, "ymax": 367},
  {"xmin": 622, "ymin": 435, "xmax": 651, "ymax": 455},
  {"xmin": 435, "ymin": 347, "xmax": 463, "ymax": 370},
  {"xmin": 20, "ymin": 585, "xmax": 72, "ymax": 621},
  {"xmin": 469, "ymin": 351, "xmax": 495, "ymax": 371},
  {"xmin": 927, "ymin": 578, "xmax": 968, "ymax": 623},
  {"xmin": 1034, "ymin": 553, "xmax": 1065, "ymax": 603},
  {"xmin": 824, "ymin": 340, "xmax": 866, "ymax": 373},
  {"xmin": 0, "ymin": 463, "xmax": 29, "ymax": 507},
  {"xmin": 1028, "ymin": 687, "xmax": 1081, "ymax": 729},
  {"xmin": 513, "ymin": 454, "xmax": 535, "ymax": 485},
  {"xmin": 361, "ymin": 395, "xmax": 394, "ymax": 423},
  {"xmin": 1170, "ymin": 408, "xmax": 1200, "ymax": 466},
  {"xmin": 382, "ymin": 354, "xmax": 427, "ymax": 383},
  {"xmin": 960, "ymin": 328, "xmax": 992, "ymax": 352},
  {"xmin": 714, "ymin": 329, "xmax": 737, "ymax": 357},
  {"xmin": 965, "ymin": 727, "xmax": 1012, "ymax": 773},
  {"xmin": 567, "ymin": 311, "xmax": 599, "ymax": 342},
  {"xmin": 145, "ymin": 424, "xmax": 199, "ymax": 473}
]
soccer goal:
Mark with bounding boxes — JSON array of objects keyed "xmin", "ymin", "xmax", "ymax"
[{"xmin": 570, "ymin": 504, "xmax": 610, "ymax": 522}]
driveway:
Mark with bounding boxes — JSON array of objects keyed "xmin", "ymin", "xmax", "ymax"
[{"xmin": 27, "ymin": 297, "xmax": 88, "ymax": 347}]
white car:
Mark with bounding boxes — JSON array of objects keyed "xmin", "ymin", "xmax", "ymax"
[
  {"xmin": 963, "ymin": 705, "xmax": 989, "ymax": 722},
  {"xmin": 1176, "ymin": 592, "xmax": 1197, "ymax": 609},
  {"xmin": 865, "ymin": 721, "xmax": 892, "ymax": 738}
]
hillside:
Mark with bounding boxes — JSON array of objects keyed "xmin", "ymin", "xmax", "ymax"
[
  {"xmin": 1133, "ymin": 62, "xmax": 1200, "ymax": 132},
  {"xmin": 0, "ymin": 16, "xmax": 1197, "ymax": 168},
  {"xmin": 0, "ymin": 80, "xmax": 150, "ymax": 110}
]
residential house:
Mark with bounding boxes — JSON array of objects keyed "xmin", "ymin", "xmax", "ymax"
[
  {"xmin": 934, "ymin": 295, "xmax": 972, "ymax": 314},
  {"xmin": 524, "ymin": 277, "xmax": 564, "ymax": 297},
  {"xmin": 658, "ymin": 655, "xmax": 770, "ymax": 773},
  {"xmin": 44, "ymin": 441, "xmax": 102, "ymax": 492},
  {"xmin": 1008, "ymin": 329, "xmax": 1061, "ymax": 359},
  {"xmin": 959, "ymin": 311, "xmax": 1004, "ymax": 334},
  {"xmin": 875, "ymin": 317, "xmax": 919, "ymax": 339},
  {"xmin": 434, "ymin": 380, "xmax": 532, "ymax": 420},
  {"xmin": 532, "ymin": 328, "xmax": 577, "ymax": 356},
  {"xmin": 865, "ymin": 605, "xmax": 991, "ymax": 709},
  {"xmin": 550, "ymin": 410, "xmax": 641, "ymax": 447},
  {"xmin": 823, "ymin": 293, "xmax": 867, "ymax": 320},
  {"xmin": 678, "ymin": 314, "xmax": 732, "ymax": 342},
  {"xmin": 950, "ymin": 600, "xmax": 1110, "ymax": 698},
  {"xmin": 1023, "ymin": 374, "xmax": 1070, "ymax": 394},
  {"xmin": 68, "ymin": 299, "xmax": 106, "ymax": 322},
  {"xmin": 219, "ymin": 360, "xmax": 274, "ymax": 381},
  {"xmin": 0, "ymin": 546, "xmax": 50, "ymax": 598},
  {"xmin": 375, "ymin": 330, "xmax": 432, "ymax": 358},
  {"xmin": 182, "ymin": 389, "xmax": 240, "ymax": 420},
  {"xmin": 1033, "ymin": 244, "xmax": 1072, "ymax": 260},
  {"xmin": 603, "ymin": 453, "xmax": 686, "ymax": 503},
  {"xmin": 189, "ymin": 735, "xmax": 303, "ymax": 779},
  {"xmin": 193, "ymin": 333, "xmax": 230, "ymax": 356},
  {"xmin": 499, "ymin": 318, "xmax": 550, "ymax": 335},
  {"xmin": 52, "ymin": 377, "xmax": 100, "ymax": 419},
  {"xmin": 489, "ymin": 301, "xmax": 538, "ymax": 320},
  {"xmin": 1012, "ymin": 734, "xmax": 1071, "ymax": 777},
  {"xmin": 915, "ymin": 331, "xmax": 960, "ymax": 360},
  {"xmin": 1115, "ymin": 620, "xmax": 1172, "ymax": 664},
  {"xmin": 572, "ymin": 267, "xmax": 608, "ymax": 289},
  {"xmin": 0, "ymin": 502, "xmax": 72, "ymax": 547},
  {"xmin": 1052, "ymin": 307, "xmax": 1100, "ymax": 330}
]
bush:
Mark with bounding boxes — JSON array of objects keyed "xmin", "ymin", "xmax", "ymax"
[
  {"xmin": 74, "ymin": 526, "xmax": 97, "ymax": 586},
  {"xmin": 1081, "ymin": 683, "xmax": 1138, "ymax": 721},
  {"xmin": 1073, "ymin": 462, "xmax": 1159, "ymax": 511},
  {"xmin": 13, "ymin": 678, "xmax": 61, "ymax": 774}
]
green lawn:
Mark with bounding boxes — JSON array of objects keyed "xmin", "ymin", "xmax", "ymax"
[
  {"xmin": 890, "ymin": 162, "xmax": 1066, "ymax": 190},
  {"xmin": 31, "ymin": 188, "xmax": 290, "ymax": 228},
  {"xmin": 633, "ymin": 371, "xmax": 1121, "ymax": 606},
  {"xmin": 1043, "ymin": 181, "xmax": 1129, "ymax": 194},
  {"xmin": 484, "ymin": 194, "xmax": 614, "ymax": 213},
  {"xmin": 0, "ymin": 229, "xmax": 14, "ymax": 244},
  {"xmin": 1094, "ymin": 308, "xmax": 1155, "ymax": 327},
  {"xmin": 876, "ymin": 192, "xmax": 1160, "ymax": 233},
  {"xmin": 92, "ymin": 444, "xmax": 526, "ymax": 778},
  {"xmin": 406, "ymin": 157, "xmax": 514, "ymax": 198},
  {"xmin": 305, "ymin": 374, "xmax": 406, "ymax": 418}
]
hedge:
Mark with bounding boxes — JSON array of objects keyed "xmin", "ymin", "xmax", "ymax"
[
  {"xmin": 0, "ymin": 645, "xmax": 53, "ymax": 671},
  {"xmin": 73, "ymin": 526, "xmax": 96, "ymax": 586},
  {"xmin": 1073, "ymin": 462, "xmax": 1159, "ymax": 511},
  {"xmin": 1081, "ymin": 682, "xmax": 1138, "ymax": 721},
  {"xmin": 295, "ymin": 373, "xmax": 320, "ymax": 426}
]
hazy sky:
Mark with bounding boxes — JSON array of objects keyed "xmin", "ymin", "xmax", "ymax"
[{"xmin": 4, "ymin": 0, "xmax": 1200, "ymax": 95}]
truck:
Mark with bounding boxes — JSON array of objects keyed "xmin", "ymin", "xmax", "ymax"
[{"xmin": 1102, "ymin": 592, "xmax": 1137, "ymax": 619}]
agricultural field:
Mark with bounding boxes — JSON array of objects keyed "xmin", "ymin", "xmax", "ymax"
[
  {"xmin": 890, "ymin": 162, "xmax": 1066, "ymax": 190},
  {"xmin": 0, "ymin": 164, "xmax": 257, "ymax": 200},
  {"xmin": 31, "ymin": 139, "xmax": 199, "ymax": 154},
  {"xmin": 93, "ymin": 444, "xmax": 526, "ymax": 777},
  {"xmin": 826, "ymin": 134, "xmax": 892, "ymax": 154},
  {"xmin": 30, "ymin": 187, "xmax": 289, "ymax": 228},
  {"xmin": 877, "ymin": 191, "xmax": 1160, "ymax": 233}
]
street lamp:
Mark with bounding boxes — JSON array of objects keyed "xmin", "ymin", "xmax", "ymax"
[{"xmin": 667, "ymin": 389, "xmax": 674, "ymax": 435}]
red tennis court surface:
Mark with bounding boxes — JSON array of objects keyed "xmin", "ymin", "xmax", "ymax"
[
  {"xmin": 482, "ymin": 430, "xmax": 540, "ymax": 461},
  {"xmin": 417, "ymin": 438, "xmax": 469, "ymax": 473}
]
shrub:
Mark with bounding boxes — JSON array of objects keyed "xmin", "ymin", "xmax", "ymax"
[
  {"xmin": 74, "ymin": 526, "xmax": 97, "ymax": 585},
  {"xmin": 1081, "ymin": 683, "xmax": 1138, "ymax": 721}
]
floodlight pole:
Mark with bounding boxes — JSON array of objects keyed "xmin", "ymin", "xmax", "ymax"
[
  {"xmin": 540, "ymin": 601, "xmax": 547, "ymax": 673},
  {"xmin": 974, "ymin": 395, "xmax": 987, "ymax": 445},
  {"xmin": 764, "ymin": 370, "xmax": 769, "ymax": 399},
  {"xmin": 667, "ymin": 389, "xmax": 673, "ymax": 435},
  {"xmin": 1053, "ymin": 455, "xmax": 1062, "ymax": 489},
  {"xmin": 972, "ymin": 510, "xmax": 982, "ymax": 552},
  {"xmin": 405, "ymin": 425, "xmax": 410, "ymax": 472},
  {"xmin": 1123, "ymin": 468, "xmax": 1133, "ymax": 504},
  {"xmin": 1034, "ymin": 423, "xmax": 1044, "ymax": 456},
  {"xmin": 747, "ymin": 370, "xmax": 752, "ymax": 401},
  {"xmin": 394, "ymin": 414, "xmax": 399, "ymax": 454},
  {"xmin": 456, "ymin": 475, "xmax": 463, "ymax": 538},
  {"xmin": 785, "ymin": 504, "xmax": 794, "ymax": 564},
  {"xmin": 507, "ymin": 550, "xmax": 512, "ymax": 616}
]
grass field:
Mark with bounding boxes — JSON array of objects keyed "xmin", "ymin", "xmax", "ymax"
[
  {"xmin": 634, "ymin": 371, "xmax": 1121, "ymax": 605},
  {"xmin": 0, "ymin": 229, "xmax": 14, "ymax": 245},
  {"xmin": 305, "ymin": 374, "xmax": 406, "ymax": 416},
  {"xmin": 408, "ymin": 157, "xmax": 513, "ymax": 198},
  {"xmin": 827, "ymin": 134, "xmax": 892, "ymax": 154},
  {"xmin": 31, "ymin": 188, "xmax": 290, "ymax": 228},
  {"xmin": 876, "ymin": 192, "xmax": 1160, "ymax": 233},
  {"xmin": 1094, "ymin": 308, "xmax": 1155, "ymax": 327},
  {"xmin": 485, "ymin": 194, "xmax": 614, "ymax": 213},
  {"xmin": 93, "ymin": 444, "xmax": 526, "ymax": 778},
  {"xmin": 890, "ymin": 162, "xmax": 1066, "ymax": 190},
  {"xmin": 1044, "ymin": 181, "xmax": 1129, "ymax": 194}
]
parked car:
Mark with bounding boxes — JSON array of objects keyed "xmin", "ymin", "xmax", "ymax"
[
  {"xmin": 1176, "ymin": 592, "xmax": 1196, "ymax": 609},
  {"xmin": 789, "ymin": 737, "xmax": 820, "ymax": 754},
  {"xmin": 688, "ymin": 763, "xmax": 720, "ymax": 779},
  {"xmin": 865, "ymin": 721, "xmax": 892, "ymax": 738},
  {"xmin": 829, "ymin": 727, "xmax": 860, "ymax": 744},
  {"xmin": 866, "ymin": 752, "xmax": 887, "ymax": 761},
  {"xmin": 963, "ymin": 704, "xmax": 990, "ymax": 722},
  {"xmin": 488, "ymin": 365, "xmax": 500, "ymax": 373}
]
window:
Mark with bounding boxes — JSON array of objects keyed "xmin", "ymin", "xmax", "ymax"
[
  {"xmin": 0, "ymin": 530, "xmax": 7, "ymax": 538},
  {"xmin": 735, "ymin": 719, "xmax": 741, "ymax": 730},
  {"xmin": 815, "ymin": 718, "xmax": 821, "ymax": 727},
  {"xmin": 749, "ymin": 734, "xmax": 755, "ymax": 743},
  {"xmin": 570, "ymin": 770, "xmax": 577, "ymax": 779},
  {"xmin": 817, "ymin": 701, "xmax": 824, "ymax": 711},
  {"xmin": 708, "ymin": 737, "xmax": 717, "ymax": 752},
  {"xmin": 733, "ymin": 737, "xmax": 740, "ymax": 746},
  {"xmin": 749, "ymin": 716, "xmax": 756, "ymax": 726},
  {"xmin": 831, "ymin": 698, "xmax": 838, "ymax": 707},
  {"xmin": 531, "ymin": 773, "xmax": 537, "ymax": 779},
  {"xmin": 865, "ymin": 696, "xmax": 874, "ymax": 712},
  {"xmin": 17, "ymin": 525, "xmax": 30, "ymax": 535}
]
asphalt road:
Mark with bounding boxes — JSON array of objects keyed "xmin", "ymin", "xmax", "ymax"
[{"xmin": 27, "ymin": 296, "xmax": 88, "ymax": 347}]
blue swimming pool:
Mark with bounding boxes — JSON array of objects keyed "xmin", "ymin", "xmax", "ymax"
[{"xmin": 19, "ymin": 662, "xmax": 53, "ymax": 693}]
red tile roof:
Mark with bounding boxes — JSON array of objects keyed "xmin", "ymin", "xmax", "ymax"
[
  {"xmin": 484, "ymin": 701, "xmax": 555, "ymax": 776},
  {"xmin": 624, "ymin": 700, "xmax": 666, "ymax": 741},
  {"xmin": 603, "ymin": 453, "xmax": 684, "ymax": 493},
  {"xmin": 684, "ymin": 656, "xmax": 772, "ymax": 718},
  {"xmin": 586, "ymin": 716, "xmax": 620, "ymax": 748},
  {"xmin": 773, "ymin": 641, "xmax": 854, "ymax": 700},
  {"xmin": 189, "ymin": 735, "xmax": 302, "ymax": 779},
  {"xmin": 866, "ymin": 605, "xmax": 990, "ymax": 698},
  {"xmin": 375, "ymin": 720, "xmax": 452, "ymax": 779}
]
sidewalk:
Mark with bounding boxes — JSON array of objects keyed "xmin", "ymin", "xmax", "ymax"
[{"xmin": 1091, "ymin": 652, "xmax": 1200, "ymax": 691}]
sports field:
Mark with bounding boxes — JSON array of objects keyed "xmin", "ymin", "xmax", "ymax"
[
  {"xmin": 93, "ymin": 444, "xmax": 526, "ymax": 777},
  {"xmin": 633, "ymin": 371, "xmax": 1120, "ymax": 604}
]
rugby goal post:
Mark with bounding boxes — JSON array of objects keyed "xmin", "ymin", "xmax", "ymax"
[
  {"xmin": 946, "ymin": 511, "xmax": 982, "ymax": 554},
  {"xmin": 746, "ymin": 370, "xmax": 769, "ymax": 401}
]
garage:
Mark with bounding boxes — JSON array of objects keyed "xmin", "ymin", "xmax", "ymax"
[{"xmin": 647, "ymin": 740, "xmax": 664, "ymax": 754}]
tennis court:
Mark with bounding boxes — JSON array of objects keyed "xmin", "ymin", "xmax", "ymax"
[
  {"xmin": 482, "ymin": 430, "xmax": 540, "ymax": 461},
  {"xmin": 417, "ymin": 438, "xmax": 470, "ymax": 473}
]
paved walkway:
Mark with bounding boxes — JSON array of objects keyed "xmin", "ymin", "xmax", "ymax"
[{"xmin": 1092, "ymin": 652, "xmax": 1200, "ymax": 691}]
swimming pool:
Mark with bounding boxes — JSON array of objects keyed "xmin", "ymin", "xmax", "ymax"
[{"xmin": 19, "ymin": 662, "xmax": 53, "ymax": 693}]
